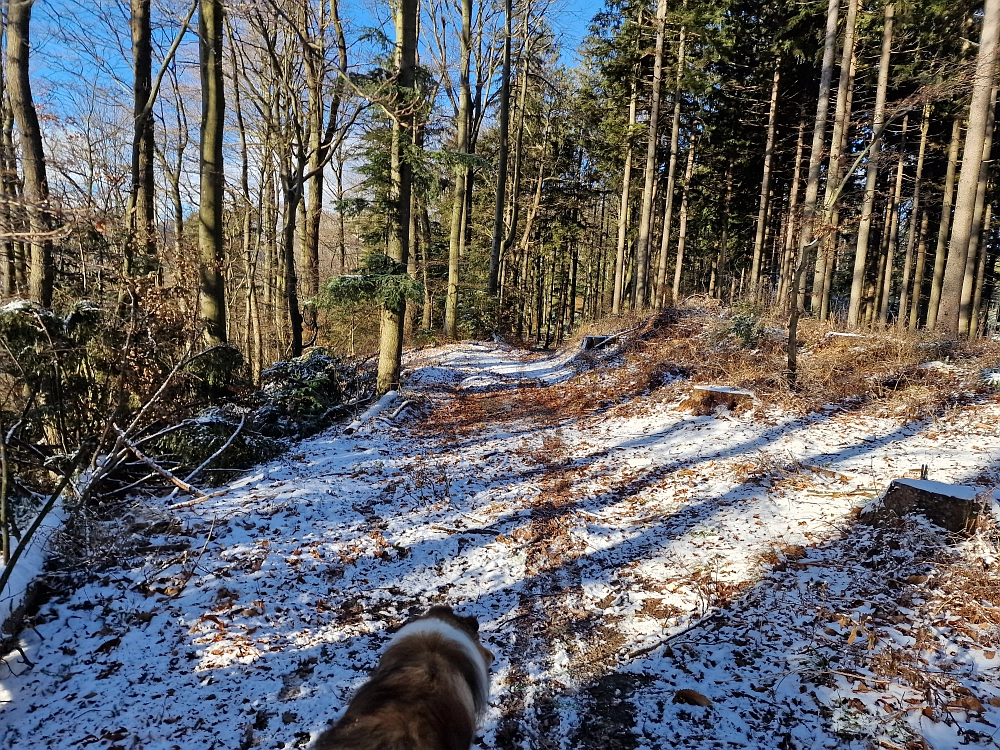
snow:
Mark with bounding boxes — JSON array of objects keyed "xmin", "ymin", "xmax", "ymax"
[
  {"xmin": 0, "ymin": 501, "xmax": 65, "ymax": 625},
  {"xmin": 894, "ymin": 478, "xmax": 980, "ymax": 500},
  {"xmin": 2, "ymin": 341, "xmax": 1000, "ymax": 750}
]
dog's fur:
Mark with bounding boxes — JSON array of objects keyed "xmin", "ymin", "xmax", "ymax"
[{"xmin": 313, "ymin": 606, "xmax": 493, "ymax": 750}]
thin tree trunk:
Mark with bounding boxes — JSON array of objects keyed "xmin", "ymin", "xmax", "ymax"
[
  {"xmin": 129, "ymin": 0, "xmax": 155, "ymax": 261},
  {"xmin": 488, "ymin": 0, "xmax": 511, "ymax": 296},
  {"xmin": 847, "ymin": 2, "xmax": 894, "ymax": 327},
  {"xmin": 878, "ymin": 115, "xmax": 908, "ymax": 324},
  {"xmin": 959, "ymin": 86, "xmax": 998, "ymax": 334},
  {"xmin": 897, "ymin": 105, "xmax": 929, "ymax": 330},
  {"xmin": 970, "ymin": 203, "xmax": 992, "ymax": 337},
  {"xmin": 444, "ymin": 0, "xmax": 473, "ymax": 338},
  {"xmin": 907, "ymin": 210, "xmax": 930, "ymax": 330},
  {"xmin": 671, "ymin": 140, "xmax": 697, "ymax": 303},
  {"xmin": 7, "ymin": 0, "xmax": 52, "ymax": 308},
  {"xmin": 926, "ymin": 117, "xmax": 962, "ymax": 329},
  {"xmin": 198, "ymin": 0, "xmax": 226, "ymax": 345},
  {"xmin": 778, "ymin": 119, "xmax": 806, "ymax": 307},
  {"xmin": 612, "ymin": 73, "xmax": 638, "ymax": 315},
  {"xmin": 814, "ymin": 0, "xmax": 857, "ymax": 318},
  {"xmin": 633, "ymin": 0, "xmax": 669, "ymax": 310},
  {"xmin": 937, "ymin": 0, "xmax": 1000, "ymax": 337},
  {"xmin": 750, "ymin": 61, "xmax": 781, "ymax": 288},
  {"xmin": 654, "ymin": 20, "xmax": 688, "ymax": 308},
  {"xmin": 377, "ymin": 0, "xmax": 417, "ymax": 393}
]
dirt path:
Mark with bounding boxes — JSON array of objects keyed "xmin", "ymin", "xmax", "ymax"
[{"xmin": 3, "ymin": 341, "xmax": 1000, "ymax": 749}]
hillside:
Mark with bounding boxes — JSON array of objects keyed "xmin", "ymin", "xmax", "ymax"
[{"xmin": 2, "ymin": 314, "xmax": 1000, "ymax": 750}]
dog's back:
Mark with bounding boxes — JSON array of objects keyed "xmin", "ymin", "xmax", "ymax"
[{"xmin": 314, "ymin": 608, "xmax": 491, "ymax": 750}]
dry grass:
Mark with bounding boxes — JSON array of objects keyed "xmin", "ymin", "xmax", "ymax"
[{"xmin": 598, "ymin": 306, "xmax": 1000, "ymax": 417}]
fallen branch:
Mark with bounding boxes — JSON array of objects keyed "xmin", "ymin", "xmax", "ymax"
[
  {"xmin": 344, "ymin": 390, "xmax": 398, "ymax": 434},
  {"xmin": 112, "ymin": 424, "xmax": 206, "ymax": 499},
  {"xmin": 166, "ymin": 414, "xmax": 246, "ymax": 500}
]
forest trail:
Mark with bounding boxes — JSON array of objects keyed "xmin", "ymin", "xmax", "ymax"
[{"xmin": 3, "ymin": 341, "xmax": 1000, "ymax": 750}]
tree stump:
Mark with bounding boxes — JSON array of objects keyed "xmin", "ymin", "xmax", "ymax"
[
  {"xmin": 680, "ymin": 385, "xmax": 755, "ymax": 416},
  {"xmin": 862, "ymin": 479, "xmax": 985, "ymax": 534}
]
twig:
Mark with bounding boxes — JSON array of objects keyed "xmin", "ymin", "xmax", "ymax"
[
  {"xmin": 0, "ymin": 447, "xmax": 86, "ymax": 604},
  {"xmin": 166, "ymin": 517, "xmax": 216, "ymax": 600},
  {"xmin": 627, "ymin": 613, "xmax": 725, "ymax": 660},
  {"xmin": 112, "ymin": 424, "xmax": 206, "ymax": 499},
  {"xmin": 432, "ymin": 525, "xmax": 501, "ymax": 536},
  {"xmin": 166, "ymin": 414, "xmax": 246, "ymax": 500}
]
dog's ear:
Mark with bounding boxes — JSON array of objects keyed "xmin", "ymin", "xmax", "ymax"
[{"xmin": 457, "ymin": 614, "xmax": 480, "ymax": 632}]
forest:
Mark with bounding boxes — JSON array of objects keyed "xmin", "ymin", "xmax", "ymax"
[{"xmin": 2, "ymin": 0, "xmax": 1000, "ymax": 747}]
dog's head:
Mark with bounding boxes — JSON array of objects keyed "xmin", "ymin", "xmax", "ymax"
[{"xmin": 420, "ymin": 605, "xmax": 494, "ymax": 668}]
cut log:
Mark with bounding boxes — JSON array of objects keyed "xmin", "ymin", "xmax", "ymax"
[
  {"xmin": 863, "ymin": 478, "xmax": 985, "ymax": 534},
  {"xmin": 680, "ymin": 385, "xmax": 755, "ymax": 416}
]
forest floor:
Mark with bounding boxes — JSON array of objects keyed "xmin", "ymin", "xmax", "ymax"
[{"xmin": 3, "ymin": 309, "xmax": 1000, "ymax": 750}]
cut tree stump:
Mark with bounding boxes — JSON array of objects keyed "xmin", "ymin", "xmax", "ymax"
[
  {"xmin": 680, "ymin": 385, "xmax": 755, "ymax": 416},
  {"xmin": 862, "ymin": 478, "xmax": 985, "ymax": 534}
]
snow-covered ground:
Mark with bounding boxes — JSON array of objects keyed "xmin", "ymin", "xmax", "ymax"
[{"xmin": 2, "ymin": 341, "xmax": 999, "ymax": 749}]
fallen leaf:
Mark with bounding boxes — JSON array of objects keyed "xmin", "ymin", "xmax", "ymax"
[
  {"xmin": 93, "ymin": 637, "xmax": 121, "ymax": 655},
  {"xmin": 673, "ymin": 689, "xmax": 712, "ymax": 707}
]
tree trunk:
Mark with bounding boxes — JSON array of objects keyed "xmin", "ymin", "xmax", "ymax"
[
  {"xmin": 377, "ymin": 0, "xmax": 417, "ymax": 393},
  {"xmin": 198, "ymin": 0, "xmax": 227, "ymax": 345},
  {"xmin": 671, "ymin": 140, "xmax": 697, "ymax": 303},
  {"xmin": 7, "ymin": 0, "xmax": 52, "ymax": 308},
  {"xmin": 791, "ymin": 0, "xmax": 839, "ymax": 324},
  {"xmin": 814, "ymin": 0, "xmax": 857, "ymax": 318},
  {"xmin": 878, "ymin": 115, "xmax": 908, "ymax": 324},
  {"xmin": 129, "ymin": 0, "xmax": 156, "ymax": 262},
  {"xmin": 970, "ymin": 203, "xmax": 992, "ymax": 337},
  {"xmin": 488, "ymin": 0, "xmax": 512, "ymax": 296},
  {"xmin": 958, "ymin": 85, "xmax": 998, "ymax": 335},
  {"xmin": 897, "ymin": 104, "xmax": 930, "ymax": 330},
  {"xmin": 847, "ymin": 2, "xmax": 894, "ymax": 327},
  {"xmin": 444, "ymin": 0, "xmax": 473, "ymax": 338},
  {"xmin": 907, "ymin": 210, "xmax": 930, "ymax": 330},
  {"xmin": 750, "ymin": 61, "xmax": 781, "ymax": 289},
  {"xmin": 612, "ymin": 73, "xmax": 638, "ymax": 315},
  {"xmin": 926, "ymin": 116, "xmax": 962, "ymax": 329},
  {"xmin": 777, "ymin": 119, "xmax": 806, "ymax": 307},
  {"xmin": 633, "ymin": 0, "xmax": 669, "ymax": 310},
  {"xmin": 654, "ymin": 20, "xmax": 688, "ymax": 308},
  {"xmin": 937, "ymin": 0, "xmax": 1000, "ymax": 337}
]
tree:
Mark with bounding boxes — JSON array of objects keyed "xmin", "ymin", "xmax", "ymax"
[
  {"xmin": 376, "ymin": 0, "xmax": 418, "ymax": 393},
  {"xmin": 198, "ymin": 0, "xmax": 227, "ymax": 345},
  {"xmin": 937, "ymin": 0, "xmax": 1000, "ymax": 337},
  {"xmin": 7, "ymin": 0, "xmax": 52, "ymax": 308}
]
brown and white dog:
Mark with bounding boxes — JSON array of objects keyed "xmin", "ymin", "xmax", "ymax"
[{"xmin": 314, "ymin": 605, "xmax": 493, "ymax": 750}]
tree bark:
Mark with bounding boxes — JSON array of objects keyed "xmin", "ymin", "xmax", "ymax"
[
  {"xmin": 814, "ymin": 0, "xmax": 857, "ymax": 318},
  {"xmin": 970, "ymin": 203, "xmax": 992, "ymax": 337},
  {"xmin": 198, "ymin": 0, "xmax": 227, "ymax": 345},
  {"xmin": 750, "ymin": 61, "xmax": 781, "ymax": 290},
  {"xmin": 907, "ymin": 210, "xmax": 930, "ymax": 330},
  {"xmin": 444, "ymin": 0, "xmax": 472, "ymax": 338},
  {"xmin": 488, "ymin": 0, "xmax": 512, "ymax": 296},
  {"xmin": 937, "ymin": 0, "xmax": 1000, "ymax": 337},
  {"xmin": 377, "ymin": 0, "xmax": 417, "ymax": 393},
  {"xmin": 633, "ymin": 0, "xmax": 669, "ymax": 310},
  {"xmin": 958, "ymin": 86, "xmax": 998, "ymax": 335},
  {"xmin": 671, "ymin": 140, "xmax": 697, "ymax": 303},
  {"xmin": 612, "ymin": 73, "xmax": 638, "ymax": 315},
  {"xmin": 777, "ymin": 119, "xmax": 806, "ymax": 307},
  {"xmin": 7, "ymin": 0, "xmax": 52, "ymax": 308},
  {"xmin": 878, "ymin": 115, "xmax": 908, "ymax": 324},
  {"xmin": 129, "ymin": 0, "xmax": 156, "ymax": 262},
  {"xmin": 926, "ymin": 117, "xmax": 962, "ymax": 329},
  {"xmin": 897, "ymin": 104, "xmax": 930, "ymax": 330},
  {"xmin": 847, "ymin": 2, "xmax": 893, "ymax": 327},
  {"xmin": 654, "ymin": 20, "xmax": 688, "ymax": 308}
]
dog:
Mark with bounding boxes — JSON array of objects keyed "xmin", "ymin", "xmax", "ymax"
[{"xmin": 314, "ymin": 605, "xmax": 493, "ymax": 750}]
